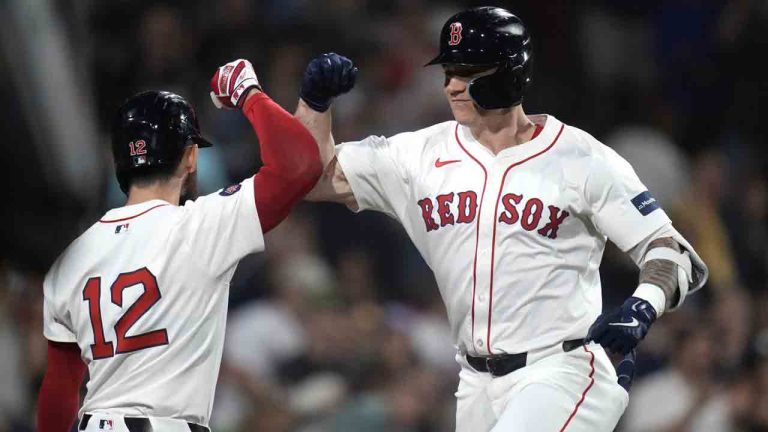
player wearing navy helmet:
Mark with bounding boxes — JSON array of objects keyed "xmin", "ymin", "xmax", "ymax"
[
  {"xmin": 37, "ymin": 61, "xmax": 321, "ymax": 431},
  {"xmin": 292, "ymin": 6, "xmax": 708, "ymax": 431}
]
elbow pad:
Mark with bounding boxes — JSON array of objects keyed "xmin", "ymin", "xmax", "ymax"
[
  {"xmin": 641, "ymin": 247, "xmax": 692, "ymax": 311},
  {"xmin": 642, "ymin": 229, "xmax": 709, "ymax": 310}
]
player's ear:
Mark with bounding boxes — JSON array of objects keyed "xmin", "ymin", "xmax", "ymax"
[{"xmin": 183, "ymin": 145, "xmax": 198, "ymax": 174}]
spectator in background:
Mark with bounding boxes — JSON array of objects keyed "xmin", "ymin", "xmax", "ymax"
[
  {"xmin": 314, "ymin": 368, "xmax": 441, "ymax": 432},
  {"xmin": 213, "ymin": 250, "xmax": 337, "ymax": 430},
  {"xmin": 672, "ymin": 149, "xmax": 740, "ymax": 293},
  {"xmin": 711, "ymin": 289, "xmax": 753, "ymax": 377},
  {"xmin": 624, "ymin": 323, "xmax": 731, "ymax": 432},
  {"xmin": 391, "ymin": 297, "xmax": 457, "ymax": 374},
  {"xmin": 0, "ymin": 266, "xmax": 28, "ymax": 431},
  {"xmin": 335, "ymin": 247, "xmax": 378, "ymax": 304},
  {"xmin": 723, "ymin": 171, "xmax": 768, "ymax": 295},
  {"xmin": 136, "ymin": 5, "xmax": 196, "ymax": 93},
  {"xmin": 750, "ymin": 360, "xmax": 768, "ymax": 430},
  {"xmin": 607, "ymin": 125, "xmax": 690, "ymax": 209}
]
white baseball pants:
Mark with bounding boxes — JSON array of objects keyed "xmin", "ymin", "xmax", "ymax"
[{"xmin": 455, "ymin": 342, "xmax": 629, "ymax": 431}]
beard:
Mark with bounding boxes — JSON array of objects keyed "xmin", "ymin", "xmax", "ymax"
[{"xmin": 179, "ymin": 171, "xmax": 199, "ymax": 204}]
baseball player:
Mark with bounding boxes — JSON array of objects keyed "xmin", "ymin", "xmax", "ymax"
[
  {"xmin": 36, "ymin": 60, "xmax": 321, "ymax": 431},
  {"xmin": 294, "ymin": 7, "xmax": 709, "ymax": 432}
]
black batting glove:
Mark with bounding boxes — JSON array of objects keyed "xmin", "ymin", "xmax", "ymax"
[
  {"xmin": 300, "ymin": 52, "xmax": 358, "ymax": 112},
  {"xmin": 586, "ymin": 297, "xmax": 657, "ymax": 355}
]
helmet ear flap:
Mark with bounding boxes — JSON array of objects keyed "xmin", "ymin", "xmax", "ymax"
[{"xmin": 468, "ymin": 62, "xmax": 526, "ymax": 110}]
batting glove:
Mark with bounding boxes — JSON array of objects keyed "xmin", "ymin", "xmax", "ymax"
[
  {"xmin": 616, "ymin": 349, "xmax": 637, "ymax": 392},
  {"xmin": 586, "ymin": 297, "xmax": 657, "ymax": 355},
  {"xmin": 300, "ymin": 52, "xmax": 358, "ymax": 112},
  {"xmin": 210, "ymin": 59, "xmax": 261, "ymax": 109}
]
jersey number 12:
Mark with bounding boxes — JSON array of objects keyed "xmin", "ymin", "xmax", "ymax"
[{"xmin": 82, "ymin": 267, "xmax": 169, "ymax": 359}]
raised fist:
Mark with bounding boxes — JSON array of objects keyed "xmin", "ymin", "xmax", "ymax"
[
  {"xmin": 210, "ymin": 59, "xmax": 261, "ymax": 109},
  {"xmin": 300, "ymin": 53, "xmax": 357, "ymax": 112}
]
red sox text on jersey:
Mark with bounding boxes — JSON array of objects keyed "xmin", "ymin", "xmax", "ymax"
[{"xmin": 417, "ymin": 191, "xmax": 570, "ymax": 239}]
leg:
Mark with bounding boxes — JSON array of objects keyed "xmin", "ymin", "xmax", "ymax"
[
  {"xmin": 491, "ymin": 383, "xmax": 581, "ymax": 431},
  {"xmin": 455, "ymin": 353, "xmax": 497, "ymax": 432},
  {"xmin": 491, "ymin": 345, "xmax": 628, "ymax": 431}
]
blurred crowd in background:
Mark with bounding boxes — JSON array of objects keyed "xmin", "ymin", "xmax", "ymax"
[{"xmin": 1, "ymin": 0, "xmax": 766, "ymax": 431}]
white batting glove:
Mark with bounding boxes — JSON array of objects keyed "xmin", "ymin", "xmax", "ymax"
[{"xmin": 210, "ymin": 59, "xmax": 261, "ymax": 109}]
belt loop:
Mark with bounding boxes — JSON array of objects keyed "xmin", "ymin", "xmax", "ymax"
[
  {"xmin": 79, "ymin": 414, "xmax": 92, "ymax": 431},
  {"xmin": 562, "ymin": 338, "xmax": 586, "ymax": 353},
  {"xmin": 188, "ymin": 423, "xmax": 210, "ymax": 432}
]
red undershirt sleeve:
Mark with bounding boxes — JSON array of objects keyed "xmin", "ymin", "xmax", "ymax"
[
  {"xmin": 37, "ymin": 341, "xmax": 87, "ymax": 432},
  {"xmin": 241, "ymin": 92, "xmax": 322, "ymax": 233}
]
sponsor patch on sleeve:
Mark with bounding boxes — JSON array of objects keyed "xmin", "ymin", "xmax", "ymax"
[
  {"xmin": 219, "ymin": 183, "xmax": 242, "ymax": 196},
  {"xmin": 631, "ymin": 191, "xmax": 660, "ymax": 216}
]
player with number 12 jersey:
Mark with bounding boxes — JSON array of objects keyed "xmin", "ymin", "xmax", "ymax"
[{"xmin": 38, "ymin": 59, "xmax": 320, "ymax": 431}]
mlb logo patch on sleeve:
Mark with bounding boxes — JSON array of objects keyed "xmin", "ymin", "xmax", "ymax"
[
  {"xmin": 631, "ymin": 191, "xmax": 660, "ymax": 216},
  {"xmin": 219, "ymin": 183, "xmax": 242, "ymax": 196}
]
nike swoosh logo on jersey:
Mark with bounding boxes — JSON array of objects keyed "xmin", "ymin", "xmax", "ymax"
[
  {"xmin": 608, "ymin": 317, "xmax": 640, "ymax": 328},
  {"xmin": 435, "ymin": 158, "xmax": 461, "ymax": 168}
]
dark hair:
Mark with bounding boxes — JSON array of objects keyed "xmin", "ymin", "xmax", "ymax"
[{"xmin": 117, "ymin": 158, "xmax": 180, "ymax": 192}]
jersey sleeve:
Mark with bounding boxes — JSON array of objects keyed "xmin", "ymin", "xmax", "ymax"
[
  {"xmin": 180, "ymin": 176, "xmax": 265, "ymax": 278},
  {"xmin": 335, "ymin": 134, "xmax": 412, "ymax": 218},
  {"xmin": 42, "ymin": 271, "xmax": 77, "ymax": 343},
  {"xmin": 584, "ymin": 143, "xmax": 671, "ymax": 251}
]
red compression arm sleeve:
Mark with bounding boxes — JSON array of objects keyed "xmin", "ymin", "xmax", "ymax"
[
  {"xmin": 37, "ymin": 341, "xmax": 87, "ymax": 432},
  {"xmin": 242, "ymin": 92, "xmax": 322, "ymax": 233}
]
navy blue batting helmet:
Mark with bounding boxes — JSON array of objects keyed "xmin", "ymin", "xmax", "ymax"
[
  {"xmin": 111, "ymin": 91, "xmax": 212, "ymax": 193},
  {"xmin": 426, "ymin": 7, "xmax": 533, "ymax": 109}
]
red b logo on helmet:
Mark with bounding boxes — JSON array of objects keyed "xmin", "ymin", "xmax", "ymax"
[{"xmin": 448, "ymin": 22, "xmax": 462, "ymax": 46}]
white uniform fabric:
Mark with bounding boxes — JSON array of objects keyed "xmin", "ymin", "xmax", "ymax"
[
  {"xmin": 337, "ymin": 115, "xmax": 671, "ymax": 356},
  {"xmin": 455, "ymin": 343, "xmax": 628, "ymax": 432},
  {"xmin": 43, "ymin": 176, "xmax": 264, "ymax": 426},
  {"xmin": 336, "ymin": 115, "xmax": 676, "ymax": 430}
]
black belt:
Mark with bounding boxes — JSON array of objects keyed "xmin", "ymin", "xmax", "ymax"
[
  {"xmin": 466, "ymin": 338, "xmax": 585, "ymax": 377},
  {"xmin": 79, "ymin": 414, "xmax": 210, "ymax": 432}
]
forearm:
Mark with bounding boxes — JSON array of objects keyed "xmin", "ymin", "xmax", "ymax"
[
  {"xmin": 244, "ymin": 91, "xmax": 321, "ymax": 176},
  {"xmin": 637, "ymin": 237, "xmax": 681, "ymax": 310},
  {"xmin": 37, "ymin": 342, "xmax": 87, "ymax": 432},
  {"xmin": 629, "ymin": 224, "xmax": 705, "ymax": 315},
  {"xmin": 294, "ymin": 99, "xmax": 335, "ymax": 170},
  {"xmin": 294, "ymin": 99, "xmax": 345, "ymax": 202},
  {"xmin": 241, "ymin": 91, "xmax": 322, "ymax": 232}
]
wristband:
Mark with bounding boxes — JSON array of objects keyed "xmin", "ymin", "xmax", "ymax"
[{"xmin": 633, "ymin": 283, "xmax": 666, "ymax": 317}]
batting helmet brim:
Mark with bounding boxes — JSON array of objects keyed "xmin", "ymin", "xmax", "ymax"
[
  {"xmin": 188, "ymin": 134, "xmax": 213, "ymax": 148},
  {"xmin": 425, "ymin": 53, "xmax": 446, "ymax": 66}
]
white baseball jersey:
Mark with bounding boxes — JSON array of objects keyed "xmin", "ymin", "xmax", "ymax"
[
  {"xmin": 336, "ymin": 115, "xmax": 671, "ymax": 356},
  {"xmin": 43, "ymin": 177, "xmax": 264, "ymax": 426}
]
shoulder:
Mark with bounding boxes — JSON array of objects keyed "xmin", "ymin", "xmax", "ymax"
[
  {"xmin": 180, "ymin": 177, "xmax": 255, "ymax": 212},
  {"xmin": 554, "ymin": 120, "xmax": 605, "ymax": 159},
  {"xmin": 392, "ymin": 121, "xmax": 457, "ymax": 161},
  {"xmin": 538, "ymin": 118, "xmax": 599, "ymax": 184},
  {"xmin": 44, "ymin": 221, "xmax": 102, "ymax": 294},
  {"xmin": 552, "ymin": 119, "xmax": 633, "ymax": 178},
  {"xmin": 564, "ymin": 122, "xmax": 628, "ymax": 165},
  {"xmin": 401, "ymin": 120, "xmax": 456, "ymax": 140},
  {"xmin": 338, "ymin": 121, "xmax": 456, "ymax": 168},
  {"xmin": 374, "ymin": 120, "xmax": 456, "ymax": 151}
]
